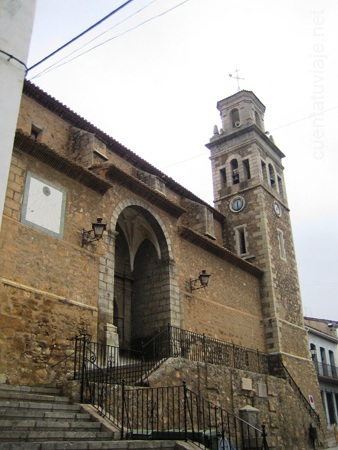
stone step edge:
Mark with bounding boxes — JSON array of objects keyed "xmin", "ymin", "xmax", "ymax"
[
  {"xmin": 0, "ymin": 411, "xmax": 91, "ymax": 419},
  {"xmin": 0, "ymin": 385, "xmax": 60, "ymax": 395},
  {"xmin": 0, "ymin": 439, "xmax": 179, "ymax": 450},
  {"xmin": 0, "ymin": 419, "xmax": 102, "ymax": 429},
  {"xmin": 0, "ymin": 392, "xmax": 71, "ymax": 403},
  {"xmin": 0, "ymin": 400, "xmax": 81, "ymax": 411},
  {"xmin": 0, "ymin": 430, "xmax": 115, "ymax": 439}
]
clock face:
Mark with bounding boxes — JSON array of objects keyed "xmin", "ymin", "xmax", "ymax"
[
  {"xmin": 230, "ymin": 196, "xmax": 245, "ymax": 212},
  {"xmin": 21, "ymin": 172, "xmax": 66, "ymax": 238},
  {"xmin": 274, "ymin": 201, "xmax": 281, "ymax": 217}
]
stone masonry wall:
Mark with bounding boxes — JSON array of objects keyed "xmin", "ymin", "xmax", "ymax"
[
  {"xmin": 148, "ymin": 357, "xmax": 327, "ymax": 450},
  {"xmin": 16, "ymin": 95, "xmax": 71, "ymax": 155},
  {"xmin": 0, "ymin": 281, "xmax": 96, "ymax": 386},
  {"xmin": 177, "ymin": 237, "xmax": 266, "ymax": 352},
  {"xmin": 0, "ymin": 150, "xmax": 104, "ymax": 384}
]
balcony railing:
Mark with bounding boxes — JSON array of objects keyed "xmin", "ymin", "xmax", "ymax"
[{"xmin": 315, "ymin": 361, "xmax": 338, "ymax": 379}]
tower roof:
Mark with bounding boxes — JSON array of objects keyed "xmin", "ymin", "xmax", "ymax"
[{"xmin": 217, "ymin": 90, "xmax": 266, "ymax": 113}]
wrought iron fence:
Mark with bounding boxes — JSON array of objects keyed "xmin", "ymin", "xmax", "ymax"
[
  {"xmin": 73, "ymin": 335, "xmax": 152, "ymax": 401},
  {"xmin": 142, "ymin": 325, "xmax": 270, "ymax": 375},
  {"xmin": 73, "ymin": 334, "xmax": 270, "ymax": 448},
  {"xmin": 71, "ymin": 327, "xmax": 322, "ymax": 448},
  {"xmin": 80, "ymin": 379, "xmax": 269, "ymax": 449},
  {"xmin": 122, "ymin": 382, "xmax": 269, "ymax": 449},
  {"xmin": 74, "ymin": 326, "xmax": 271, "ymax": 401},
  {"xmin": 73, "ymin": 327, "xmax": 270, "ymax": 405}
]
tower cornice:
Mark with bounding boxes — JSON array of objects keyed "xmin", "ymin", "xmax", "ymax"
[{"xmin": 206, "ymin": 124, "xmax": 285, "ymax": 160}]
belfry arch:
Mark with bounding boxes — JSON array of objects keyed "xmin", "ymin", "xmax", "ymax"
[{"xmin": 98, "ymin": 199, "xmax": 179, "ymax": 350}]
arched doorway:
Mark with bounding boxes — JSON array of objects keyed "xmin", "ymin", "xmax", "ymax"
[{"xmin": 113, "ymin": 205, "xmax": 172, "ymax": 350}]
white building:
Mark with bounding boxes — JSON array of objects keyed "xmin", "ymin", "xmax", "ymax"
[
  {"xmin": 305, "ymin": 317, "xmax": 338, "ymax": 426},
  {"xmin": 0, "ymin": 0, "xmax": 36, "ymax": 229}
]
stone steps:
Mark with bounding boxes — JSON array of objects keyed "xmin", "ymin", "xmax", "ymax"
[
  {"xmin": 0, "ymin": 408, "xmax": 91, "ymax": 420},
  {"xmin": 0, "ymin": 440, "xmax": 177, "ymax": 450},
  {"xmin": 0, "ymin": 384, "xmax": 118, "ymax": 448},
  {"xmin": 0, "ymin": 429, "xmax": 114, "ymax": 441},
  {"xmin": 0, "ymin": 419, "xmax": 105, "ymax": 430},
  {"xmin": 0, "ymin": 400, "xmax": 82, "ymax": 411},
  {"xmin": 0, "ymin": 384, "xmax": 180, "ymax": 450}
]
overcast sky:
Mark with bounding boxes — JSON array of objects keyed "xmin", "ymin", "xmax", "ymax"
[{"xmin": 26, "ymin": 0, "xmax": 338, "ymax": 321}]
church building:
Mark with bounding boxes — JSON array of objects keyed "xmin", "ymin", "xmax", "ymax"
[{"xmin": 0, "ymin": 81, "xmax": 327, "ymax": 448}]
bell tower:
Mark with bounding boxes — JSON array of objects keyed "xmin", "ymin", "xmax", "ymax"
[{"xmin": 206, "ymin": 90, "xmax": 308, "ymax": 360}]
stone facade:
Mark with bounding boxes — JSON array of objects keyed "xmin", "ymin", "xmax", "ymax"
[
  {"xmin": 0, "ymin": 82, "xmax": 328, "ymax": 446},
  {"xmin": 148, "ymin": 357, "xmax": 323, "ymax": 450}
]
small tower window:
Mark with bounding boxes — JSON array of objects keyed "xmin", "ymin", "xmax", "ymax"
[
  {"xmin": 261, "ymin": 160, "xmax": 267, "ymax": 182},
  {"xmin": 277, "ymin": 176, "xmax": 284, "ymax": 198},
  {"xmin": 220, "ymin": 167, "xmax": 227, "ymax": 188},
  {"xmin": 235, "ymin": 225, "xmax": 248, "ymax": 256},
  {"xmin": 230, "ymin": 108, "xmax": 240, "ymax": 128},
  {"xmin": 31, "ymin": 124, "xmax": 43, "ymax": 141},
  {"xmin": 243, "ymin": 159, "xmax": 251, "ymax": 180},
  {"xmin": 268, "ymin": 164, "xmax": 276, "ymax": 189},
  {"xmin": 230, "ymin": 159, "xmax": 239, "ymax": 184},
  {"xmin": 277, "ymin": 229, "xmax": 286, "ymax": 260}
]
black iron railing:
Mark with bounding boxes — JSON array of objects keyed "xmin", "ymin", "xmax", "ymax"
[
  {"xmin": 72, "ymin": 327, "xmax": 317, "ymax": 443},
  {"xmin": 74, "ymin": 326, "xmax": 270, "ymax": 386},
  {"xmin": 73, "ymin": 334, "xmax": 270, "ymax": 448},
  {"xmin": 142, "ymin": 324, "xmax": 269, "ymax": 375},
  {"xmin": 277, "ymin": 359, "xmax": 320, "ymax": 428},
  {"xmin": 73, "ymin": 335, "xmax": 153, "ymax": 402},
  {"xmin": 123, "ymin": 382, "xmax": 269, "ymax": 449},
  {"xmin": 315, "ymin": 361, "xmax": 338, "ymax": 379},
  {"xmin": 78, "ymin": 378, "xmax": 269, "ymax": 449}
]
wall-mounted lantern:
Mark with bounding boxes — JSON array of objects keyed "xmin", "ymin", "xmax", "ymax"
[
  {"xmin": 82, "ymin": 218, "xmax": 107, "ymax": 247},
  {"xmin": 190, "ymin": 270, "xmax": 211, "ymax": 292},
  {"xmin": 310, "ymin": 343, "xmax": 317, "ymax": 361}
]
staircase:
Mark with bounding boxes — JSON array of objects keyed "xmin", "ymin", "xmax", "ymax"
[{"xmin": 0, "ymin": 384, "xmax": 176, "ymax": 450}]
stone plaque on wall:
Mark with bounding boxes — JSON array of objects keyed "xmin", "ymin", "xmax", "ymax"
[
  {"xmin": 258, "ymin": 382, "xmax": 268, "ymax": 398},
  {"xmin": 242, "ymin": 377, "xmax": 253, "ymax": 391}
]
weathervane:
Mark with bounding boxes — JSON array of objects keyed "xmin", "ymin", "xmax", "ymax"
[{"xmin": 229, "ymin": 69, "xmax": 245, "ymax": 91}]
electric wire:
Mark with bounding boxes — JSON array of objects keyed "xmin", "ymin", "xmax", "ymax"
[
  {"xmin": 159, "ymin": 105, "xmax": 338, "ymax": 170},
  {"xmin": 28, "ymin": 0, "xmax": 192, "ymax": 80},
  {"xmin": 28, "ymin": 0, "xmax": 160, "ymax": 81},
  {"xmin": 0, "ymin": 49, "xmax": 27, "ymax": 69},
  {"xmin": 25, "ymin": 2, "xmax": 336, "ymax": 171},
  {"xmin": 26, "ymin": 0, "xmax": 136, "ymax": 74},
  {"xmin": 268, "ymin": 105, "xmax": 338, "ymax": 132}
]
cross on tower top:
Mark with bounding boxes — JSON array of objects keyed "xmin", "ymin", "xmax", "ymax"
[{"xmin": 229, "ymin": 69, "xmax": 245, "ymax": 91}]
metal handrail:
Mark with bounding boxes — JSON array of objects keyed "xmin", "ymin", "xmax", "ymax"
[
  {"xmin": 121, "ymin": 382, "xmax": 270, "ymax": 449},
  {"xmin": 72, "ymin": 328, "xmax": 317, "ymax": 445},
  {"xmin": 280, "ymin": 361, "xmax": 320, "ymax": 428},
  {"xmin": 73, "ymin": 335, "xmax": 270, "ymax": 448},
  {"xmin": 142, "ymin": 324, "xmax": 270, "ymax": 375}
]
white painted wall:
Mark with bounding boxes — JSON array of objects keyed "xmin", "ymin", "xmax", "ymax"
[
  {"xmin": 0, "ymin": 0, "xmax": 36, "ymax": 229},
  {"xmin": 308, "ymin": 329, "xmax": 338, "ymax": 424}
]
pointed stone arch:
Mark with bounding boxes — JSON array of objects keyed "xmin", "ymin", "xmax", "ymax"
[
  {"xmin": 97, "ymin": 198, "xmax": 180, "ymax": 348},
  {"xmin": 110, "ymin": 197, "xmax": 174, "ymax": 268}
]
